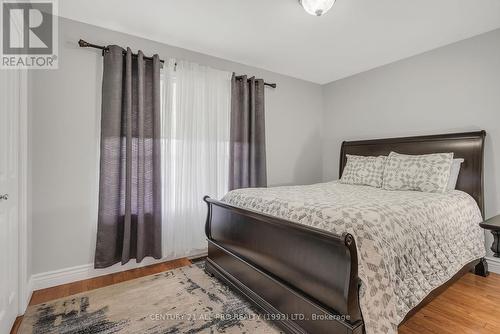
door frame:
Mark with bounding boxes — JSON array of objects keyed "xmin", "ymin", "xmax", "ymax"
[
  {"xmin": 2, "ymin": 8, "xmax": 30, "ymax": 322},
  {"xmin": 17, "ymin": 69, "xmax": 30, "ymax": 314}
]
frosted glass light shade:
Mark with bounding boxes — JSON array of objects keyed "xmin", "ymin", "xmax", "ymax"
[{"xmin": 299, "ymin": 0, "xmax": 336, "ymax": 16}]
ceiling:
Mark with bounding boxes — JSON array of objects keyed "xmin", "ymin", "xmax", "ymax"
[{"xmin": 59, "ymin": 0, "xmax": 500, "ymax": 84}]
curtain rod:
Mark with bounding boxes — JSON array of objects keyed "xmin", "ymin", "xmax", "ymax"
[
  {"xmin": 78, "ymin": 39, "xmax": 165, "ymax": 64},
  {"xmin": 79, "ymin": 39, "xmax": 276, "ymax": 88},
  {"xmin": 235, "ymin": 75, "xmax": 276, "ymax": 88}
]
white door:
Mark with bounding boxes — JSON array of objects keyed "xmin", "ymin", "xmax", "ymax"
[{"xmin": 0, "ymin": 69, "xmax": 20, "ymax": 334}]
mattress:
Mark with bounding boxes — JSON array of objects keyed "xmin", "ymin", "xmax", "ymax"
[{"xmin": 222, "ymin": 181, "xmax": 485, "ymax": 334}]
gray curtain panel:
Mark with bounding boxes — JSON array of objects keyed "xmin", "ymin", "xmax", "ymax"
[
  {"xmin": 95, "ymin": 45, "xmax": 162, "ymax": 268},
  {"xmin": 229, "ymin": 74, "xmax": 267, "ymax": 190}
]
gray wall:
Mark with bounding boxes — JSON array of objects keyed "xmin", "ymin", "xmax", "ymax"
[
  {"xmin": 31, "ymin": 18, "xmax": 500, "ymax": 275},
  {"xmin": 322, "ymin": 28, "xmax": 500, "ymax": 255},
  {"xmin": 30, "ymin": 18, "xmax": 324, "ymax": 274}
]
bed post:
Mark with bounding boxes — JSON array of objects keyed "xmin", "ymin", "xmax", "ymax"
[
  {"xmin": 474, "ymin": 258, "xmax": 489, "ymax": 277},
  {"xmin": 343, "ymin": 233, "xmax": 363, "ymax": 323},
  {"xmin": 203, "ymin": 195, "xmax": 212, "ymax": 240}
]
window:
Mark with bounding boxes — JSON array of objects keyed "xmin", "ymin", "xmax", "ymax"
[{"xmin": 160, "ymin": 60, "xmax": 232, "ymax": 259}]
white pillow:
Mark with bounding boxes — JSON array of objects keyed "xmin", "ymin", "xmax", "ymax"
[
  {"xmin": 446, "ymin": 158, "xmax": 464, "ymax": 191},
  {"xmin": 382, "ymin": 151, "xmax": 454, "ymax": 193},
  {"xmin": 340, "ymin": 154, "xmax": 387, "ymax": 188}
]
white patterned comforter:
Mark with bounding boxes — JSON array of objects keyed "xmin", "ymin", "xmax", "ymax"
[{"xmin": 222, "ymin": 181, "xmax": 485, "ymax": 334}]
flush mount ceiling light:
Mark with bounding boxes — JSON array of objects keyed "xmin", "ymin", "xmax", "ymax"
[{"xmin": 299, "ymin": 0, "xmax": 336, "ymax": 16}]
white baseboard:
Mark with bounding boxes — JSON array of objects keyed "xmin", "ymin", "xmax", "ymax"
[
  {"xmin": 24, "ymin": 277, "xmax": 33, "ymax": 309},
  {"xmin": 18, "ymin": 277, "xmax": 33, "ymax": 315},
  {"xmin": 31, "ymin": 251, "xmax": 206, "ymax": 291},
  {"xmin": 188, "ymin": 251, "xmax": 207, "ymax": 260},
  {"xmin": 486, "ymin": 256, "xmax": 500, "ymax": 274}
]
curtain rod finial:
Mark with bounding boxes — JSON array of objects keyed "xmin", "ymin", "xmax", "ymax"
[{"xmin": 78, "ymin": 39, "xmax": 89, "ymax": 48}]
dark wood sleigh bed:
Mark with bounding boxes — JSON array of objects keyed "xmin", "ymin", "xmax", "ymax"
[{"xmin": 203, "ymin": 131, "xmax": 488, "ymax": 334}]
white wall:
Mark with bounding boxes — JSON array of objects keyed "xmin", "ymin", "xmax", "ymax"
[
  {"xmin": 322, "ymin": 28, "xmax": 500, "ymax": 256},
  {"xmin": 29, "ymin": 18, "xmax": 324, "ymax": 275}
]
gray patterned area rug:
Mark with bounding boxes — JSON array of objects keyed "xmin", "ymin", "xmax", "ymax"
[{"xmin": 19, "ymin": 262, "xmax": 282, "ymax": 334}]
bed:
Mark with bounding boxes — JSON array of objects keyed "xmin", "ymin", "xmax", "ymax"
[{"xmin": 203, "ymin": 131, "xmax": 487, "ymax": 334}]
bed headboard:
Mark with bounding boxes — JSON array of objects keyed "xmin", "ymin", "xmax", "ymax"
[{"xmin": 339, "ymin": 131, "xmax": 486, "ymax": 216}]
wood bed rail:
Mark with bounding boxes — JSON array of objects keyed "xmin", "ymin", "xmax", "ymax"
[{"xmin": 203, "ymin": 196, "xmax": 364, "ymax": 334}]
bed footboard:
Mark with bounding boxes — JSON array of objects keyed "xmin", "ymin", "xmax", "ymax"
[{"xmin": 203, "ymin": 196, "xmax": 364, "ymax": 334}]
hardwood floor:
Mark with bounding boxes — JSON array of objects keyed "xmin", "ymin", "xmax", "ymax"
[
  {"xmin": 11, "ymin": 259, "xmax": 500, "ymax": 334},
  {"xmin": 9, "ymin": 317, "xmax": 22, "ymax": 334},
  {"xmin": 400, "ymin": 272, "xmax": 500, "ymax": 334},
  {"xmin": 10, "ymin": 257, "xmax": 191, "ymax": 334},
  {"xmin": 28, "ymin": 258, "xmax": 192, "ymax": 306}
]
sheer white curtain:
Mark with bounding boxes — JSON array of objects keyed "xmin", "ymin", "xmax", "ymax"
[{"xmin": 161, "ymin": 59, "xmax": 232, "ymax": 259}]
